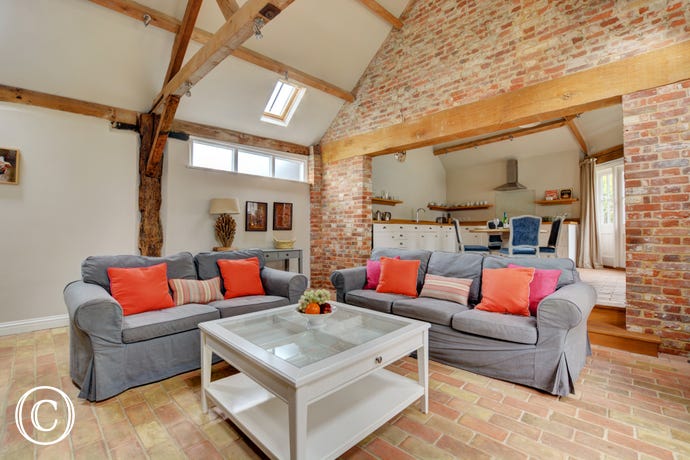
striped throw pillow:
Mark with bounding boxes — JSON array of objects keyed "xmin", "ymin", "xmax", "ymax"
[
  {"xmin": 419, "ymin": 274, "xmax": 472, "ymax": 305},
  {"xmin": 168, "ymin": 277, "xmax": 223, "ymax": 306}
]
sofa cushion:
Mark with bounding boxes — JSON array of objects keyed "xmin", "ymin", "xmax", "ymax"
[
  {"xmin": 169, "ymin": 277, "xmax": 223, "ymax": 306},
  {"xmin": 419, "ymin": 274, "xmax": 472, "ymax": 306},
  {"xmin": 426, "ymin": 252, "xmax": 484, "ymax": 305},
  {"xmin": 108, "ymin": 263, "xmax": 175, "ymax": 316},
  {"xmin": 210, "ymin": 295, "xmax": 289, "ymax": 318},
  {"xmin": 195, "ymin": 249, "xmax": 266, "ymax": 281},
  {"xmin": 377, "ymin": 258, "xmax": 420, "ymax": 297},
  {"xmin": 483, "ymin": 255, "xmax": 579, "ymax": 289},
  {"xmin": 345, "ymin": 289, "xmax": 412, "ymax": 313},
  {"xmin": 370, "ymin": 248, "xmax": 432, "ymax": 293},
  {"xmin": 476, "ymin": 267, "xmax": 534, "ymax": 316},
  {"xmin": 82, "ymin": 252, "xmax": 196, "ymax": 293},
  {"xmin": 392, "ymin": 297, "xmax": 470, "ymax": 326},
  {"xmin": 121, "ymin": 303, "xmax": 219, "ymax": 343},
  {"xmin": 452, "ymin": 309, "xmax": 538, "ymax": 345},
  {"xmin": 217, "ymin": 257, "xmax": 265, "ymax": 299}
]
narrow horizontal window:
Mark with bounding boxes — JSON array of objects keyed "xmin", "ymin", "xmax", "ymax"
[
  {"xmin": 191, "ymin": 141, "xmax": 233, "ymax": 171},
  {"xmin": 237, "ymin": 150, "xmax": 271, "ymax": 177}
]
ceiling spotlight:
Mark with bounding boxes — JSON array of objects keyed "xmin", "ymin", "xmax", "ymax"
[
  {"xmin": 394, "ymin": 151, "xmax": 407, "ymax": 163},
  {"xmin": 142, "ymin": 14, "xmax": 152, "ymax": 27},
  {"xmin": 253, "ymin": 17, "xmax": 265, "ymax": 39},
  {"xmin": 184, "ymin": 81, "xmax": 192, "ymax": 97}
]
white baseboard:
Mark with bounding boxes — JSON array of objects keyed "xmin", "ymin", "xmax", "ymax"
[{"xmin": 0, "ymin": 314, "xmax": 69, "ymax": 336}]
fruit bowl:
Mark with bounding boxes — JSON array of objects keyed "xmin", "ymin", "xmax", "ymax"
[{"xmin": 297, "ymin": 304, "xmax": 336, "ymax": 328}]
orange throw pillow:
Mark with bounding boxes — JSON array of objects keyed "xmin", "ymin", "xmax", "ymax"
[
  {"xmin": 475, "ymin": 267, "xmax": 535, "ymax": 316},
  {"xmin": 107, "ymin": 263, "xmax": 174, "ymax": 316},
  {"xmin": 217, "ymin": 257, "xmax": 266, "ymax": 299},
  {"xmin": 376, "ymin": 257, "xmax": 420, "ymax": 297}
]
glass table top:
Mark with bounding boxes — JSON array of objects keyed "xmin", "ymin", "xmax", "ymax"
[{"xmin": 219, "ymin": 304, "xmax": 412, "ymax": 369}]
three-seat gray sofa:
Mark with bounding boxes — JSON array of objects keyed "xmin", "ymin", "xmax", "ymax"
[
  {"xmin": 330, "ymin": 248, "xmax": 596, "ymax": 396},
  {"xmin": 64, "ymin": 249, "xmax": 307, "ymax": 401}
]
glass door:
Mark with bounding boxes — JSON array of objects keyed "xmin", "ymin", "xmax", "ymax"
[{"xmin": 595, "ymin": 159, "xmax": 625, "ymax": 268}]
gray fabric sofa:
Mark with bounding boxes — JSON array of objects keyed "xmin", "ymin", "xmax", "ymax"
[
  {"xmin": 330, "ymin": 248, "xmax": 596, "ymax": 396},
  {"xmin": 64, "ymin": 249, "xmax": 307, "ymax": 401}
]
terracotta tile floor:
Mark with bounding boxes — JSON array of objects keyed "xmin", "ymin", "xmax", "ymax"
[
  {"xmin": 578, "ymin": 268, "xmax": 626, "ymax": 307},
  {"xmin": 2, "ymin": 327, "xmax": 690, "ymax": 459}
]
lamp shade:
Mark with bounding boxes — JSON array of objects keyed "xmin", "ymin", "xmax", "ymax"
[{"xmin": 209, "ymin": 198, "xmax": 240, "ymax": 215}]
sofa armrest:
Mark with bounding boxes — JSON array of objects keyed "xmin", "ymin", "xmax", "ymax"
[
  {"xmin": 330, "ymin": 267, "xmax": 367, "ymax": 302},
  {"xmin": 64, "ymin": 281, "xmax": 124, "ymax": 344},
  {"xmin": 537, "ymin": 282, "xmax": 597, "ymax": 330},
  {"xmin": 261, "ymin": 267, "xmax": 308, "ymax": 303}
]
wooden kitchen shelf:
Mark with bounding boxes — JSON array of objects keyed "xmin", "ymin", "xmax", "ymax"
[
  {"xmin": 535, "ymin": 198, "xmax": 579, "ymax": 205},
  {"xmin": 428, "ymin": 205, "xmax": 493, "ymax": 211},
  {"xmin": 372, "ymin": 198, "xmax": 403, "ymax": 206}
]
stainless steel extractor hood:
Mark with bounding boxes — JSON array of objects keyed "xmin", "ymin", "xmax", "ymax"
[{"xmin": 494, "ymin": 159, "xmax": 526, "ymax": 191}]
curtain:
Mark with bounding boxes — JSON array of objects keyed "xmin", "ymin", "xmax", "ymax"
[{"xmin": 578, "ymin": 158, "xmax": 602, "ymax": 268}]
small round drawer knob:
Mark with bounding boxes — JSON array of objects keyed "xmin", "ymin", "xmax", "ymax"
[{"xmin": 375, "ymin": 356, "xmax": 383, "ymax": 364}]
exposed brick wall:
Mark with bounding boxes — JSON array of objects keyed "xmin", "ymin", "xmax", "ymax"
[
  {"xmin": 308, "ymin": 145, "xmax": 327, "ymax": 288},
  {"xmin": 309, "ymin": 155, "xmax": 372, "ymax": 289},
  {"xmin": 623, "ymin": 80, "xmax": 690, "ymax": 356},
  {"xmin": 323, "ymin": 0, "xmax": 690, "ymax": 144}
]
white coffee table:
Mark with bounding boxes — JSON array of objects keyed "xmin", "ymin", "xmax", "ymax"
[{"xmin": 199, "ymin": 302, "xmax": 429, "ymax": 460}]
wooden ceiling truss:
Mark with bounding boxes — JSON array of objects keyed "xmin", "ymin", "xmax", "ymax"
[
  {"xmin": 355, "ymin": 0, "xmax": 403, "ymax": 29},
  {"xmin": 87, "ymin": 0, "xmax": 354, "ymax": 102}
]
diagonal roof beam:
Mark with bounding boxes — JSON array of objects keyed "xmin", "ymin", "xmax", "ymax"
[
  {"xmin": 216, "ymin": 0, "xmax": 240, "ymax": 17},
  {"xmin": 148, "ymin": 0, "xmax": 203, "ymax": 175},
  {"xmin": 434, "ymin": 118, "xmax": 570, "ymax": 155},
  {"xmin": 87, "ymin": 0, "xmax": 354, "ymax": 102},
  {"xmin": 355, "ymin": 0, "xmax": 403, "ymax": 29},
  {"xmin": 565, "ymin": 116, "xmax": 588, "ymax": 154}
]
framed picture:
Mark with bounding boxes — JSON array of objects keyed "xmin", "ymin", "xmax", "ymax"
[
  {"xmin": 0, "ymin": 148, "xmax": 19, "ymax": 185},
  {"xmin": 560, "ymin": 189, "xmax": 572, "ymax": 199},
  {"xmin": 245, "ymin": 201, "xmax": 268, "ymax": 231},
  {"xmin": 544, "ymin": 189, "xmax": 559, "ymax": 200},
  {"xmin": 273, "ymin": 202, "xmax": 293, "ymax": 230}
]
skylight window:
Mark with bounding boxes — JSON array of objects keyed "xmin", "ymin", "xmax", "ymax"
[{"xmin": 261, "ymin": 80, "xmax": 305, "ymax": 127}]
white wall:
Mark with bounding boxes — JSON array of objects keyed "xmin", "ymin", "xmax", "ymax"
[
  {"xmin": 0, "ymin": 104, "xmax": 139, "ymax": 323},
  {"xmin": 162, "ymin": 140, "xmax": 311, "ymax": 275},
  {"xmin": 0, "ymin": 104, "xmax": 311, "ymax": 326},
  {"xmin": 372, "ymin": 147, "xmax": 446, "ymax": 221}
]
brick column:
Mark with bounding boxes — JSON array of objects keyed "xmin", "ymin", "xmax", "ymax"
[
  {"xmin": 309, "ymin": 153, "xmax": 372, "ymax": 289},
  {"xmin": 623, "ymin": 79, "xmax": 690, "ymax": 356}
]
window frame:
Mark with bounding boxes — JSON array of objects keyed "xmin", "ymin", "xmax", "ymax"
[
  {"xmin": 188, "ymin": 138, "xmax": 308, "ymax": 183},
  {"xmin": 261, "ymin": 79, "xmax": 306, "ymax": 127}
]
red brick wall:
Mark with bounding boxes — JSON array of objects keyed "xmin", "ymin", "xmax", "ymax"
[
  {"xmin": 623, "ymin": 80, "xmax": 690, "ymax": 356},
  {"xmin": 323, "ymin": 1, "xmax": 689, "ymax": 144},
  {"xmin": 309, "ymin": 154, "xmax": 372, "ymax": 289}
]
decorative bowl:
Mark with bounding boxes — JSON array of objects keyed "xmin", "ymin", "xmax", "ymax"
[
  {"xmin": 297, "ymin": 305, "xmax": 336, "ymax": 328},
  {"xmin": 273, "ymin": 238, "xmax": 296, "ymax": 249}
]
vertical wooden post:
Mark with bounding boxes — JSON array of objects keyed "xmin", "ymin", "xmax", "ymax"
[{"xmin": 138, "ymin": 114, "xmax": 164, "ymax": 256}]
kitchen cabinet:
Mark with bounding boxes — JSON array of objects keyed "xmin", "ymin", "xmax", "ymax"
[
  {"xmin": 459, "ymin": 226, "xmax": 488, "ymax": 247},
  {"xmin": 373, "ymin": 224, "xmax": 411, "ymax": 249},
  {"xmin": 373, "ymin": 224, "xmax": 456, "ymax": 252},
  {"xmin": 439, "ymin": 226, "xmax": 457, "ymax": 252}
]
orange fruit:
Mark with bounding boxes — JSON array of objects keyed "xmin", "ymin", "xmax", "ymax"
[{"xmin": 304, "ymin": 303, "xmax": 321, "ymax": 315}]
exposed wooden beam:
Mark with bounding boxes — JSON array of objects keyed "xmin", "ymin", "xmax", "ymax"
[
  {"xmin": 233, "ymin": 47, "xmax": 355, "ymax": 102},
  {"xmin": 138, "ymin": 114, "xmax": 164, "ymax": 256},
  {"xmin": 566, "ymin": 117, "xmax": 588, "ymax": 154},
  {"xmin": 87, "ymin": 0, "xmax": 354, "ymax": 102},
  {"xmin": 216, "ymin": 0, "xmax": 240, "ymax": 17},
  {"xmin": 321, "ymin": 40, "xmax": 690, "ymax": 163},
  {"xmin": 163, "ymin": 0, "xmax": 203, "ymax": 84},
  {"xmin": 170, "ymin": 119, "xmax": 310, "ymax": 155},
  {"xmin": 0, "ymin": 84, "xmax": 139, "ymax": 125},
  {"xmin": 434, "ymin": 118, "xmax": 569, "ymax": 155},
  {"xmin": 355, "ymin": 0, "xmax": 403, "ymax": 29},
  {"xmin": 591, "ymin": 144, "xmax": 624, "ymax": 164},
  {"xmin": 149, "ymin": 0, "xmax": 203, "ymax": 175},
  {"xmin": 146, "ymin": 95, "xmax": 180, "ymax": 175}
]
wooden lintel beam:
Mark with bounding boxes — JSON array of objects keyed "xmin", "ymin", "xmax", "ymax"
[
  {"xmin": 216, "ymin": 0, "xmax": 240, "ymax": 18},
  {"xmin": 86, "ymin": 0, "xmax": 354, "ymax": 102},
  {"xmin": 321, "ymin": 40, "xmax": 690, "ymax": 163},
  {"xmin": 591, "ymin": 144, "xmax": 624, "ymax": 164},
  {"xmin": 355, "ymin": 0, "xmax": 403, "ymax": 29},
  {"xmin": 164, "ymin": 0, "xmax": 203, "ymax": 85},
  {"xmin": 434, "ymin": 118, "xmax": 568, "ymax": 155},
  {"xmin": 170, "ymin": 119, "xmax": 310, "ymax": 155},
  {"xmin": 566, "ymin": 117, "xmax": 588, "ymax": 154},
  {"xmin": 147, "ymin": 95, "xmax": 180, "ymax": 175},
  {"xmin": 0, "ymin": 84, "xmax": 138, "ymax": 125}
]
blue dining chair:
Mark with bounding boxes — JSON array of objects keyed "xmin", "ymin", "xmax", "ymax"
[
  {"xmin": 539, "ymin": 216, "xmax": 564, "ymax": 257},
  {"xmin": 499, "ymin": 215, "xmax": 541, "ymax": 256},
  {"xmin": 452, "ymin": 219, "xmax": 490, "ymax": 253}
]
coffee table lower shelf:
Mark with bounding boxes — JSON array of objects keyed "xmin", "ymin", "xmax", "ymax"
[{"xmin": 206, "ymin": 369, "xmax": 423, "ymax": 460}]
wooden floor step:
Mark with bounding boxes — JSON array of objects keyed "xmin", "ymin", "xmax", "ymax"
[{"xmin": 588, "ymin": 305, "xmax": 660, "ymax": 357}]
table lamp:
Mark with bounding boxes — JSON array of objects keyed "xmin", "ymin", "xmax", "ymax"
[{"xmin": 209, "ymin": 198, "xmax": 240, "ymax": 251}]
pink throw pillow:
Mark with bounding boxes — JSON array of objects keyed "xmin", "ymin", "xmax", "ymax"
[
  {"xmin": 365, "ymin": 256, "xmax": 400, "ymax": 289},
  {"xmin": 508, "ymin": 264, "xmax": 561, "ymax": 315}
]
